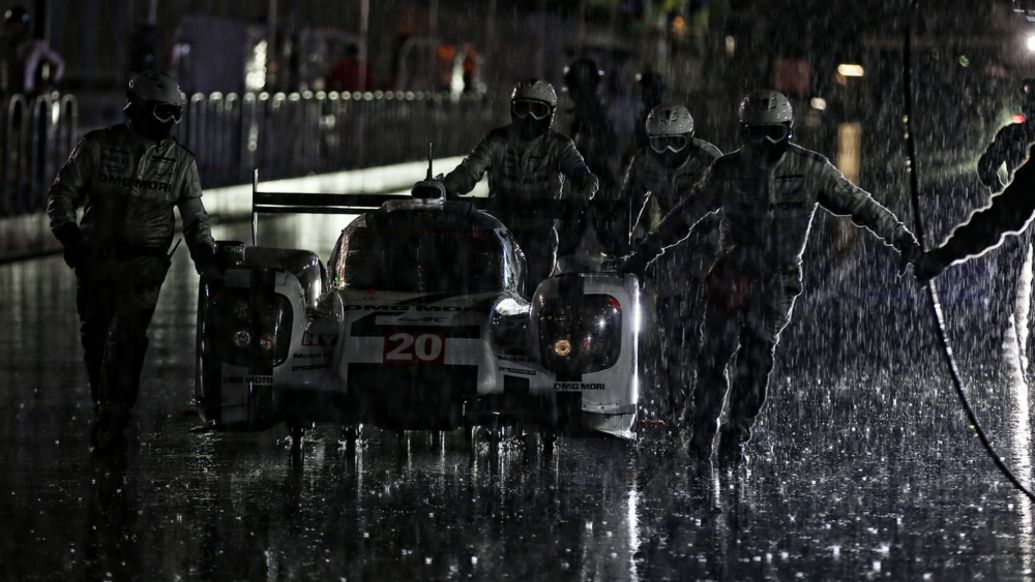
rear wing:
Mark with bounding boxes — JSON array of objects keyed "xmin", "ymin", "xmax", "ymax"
[
  {"xmin": 250, "ymin": 168, "xmax": 636, "ymax": 247},
  {"xmin": 250, "ymin": 168, "xmax": 451, "ymax": 246}
]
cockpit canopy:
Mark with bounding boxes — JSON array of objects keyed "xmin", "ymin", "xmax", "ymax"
[{"xmin": 328, "ymin": 200, "xmax": 525, "ymax": 294}]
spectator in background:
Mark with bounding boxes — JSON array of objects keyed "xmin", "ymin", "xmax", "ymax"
[
  {"xmin": 1, "ymin": 5, "xmax": 64, "ymax": 97},
  {"xmin": 326, "ymin": 44, "xmax": 376, "ymax": 92}
]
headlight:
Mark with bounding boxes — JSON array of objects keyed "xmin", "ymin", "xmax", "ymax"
[
  {"xmin": 209, "ymin": 287, "xmax": 293, "ymax": 367},
  {"xmin": 537, "ymin": 294, "xmax": 622, "ymax": 375},
  {"xmin": 553, "ymin": 338, "xmax": 572, "ymax": 357}
]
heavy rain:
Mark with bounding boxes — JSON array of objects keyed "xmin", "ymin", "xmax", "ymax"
[{"xmin": 2, "ymin": 0, "xmax": 1035, "ymax": 579}]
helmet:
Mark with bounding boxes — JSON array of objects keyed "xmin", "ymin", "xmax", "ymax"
[
  {"xmin": 637, "ymin": 67, "xmax": 666, "ymax": 107},
  {"xmin": 646, "ymin": 105, "xmax": 694, "ymax": 136},
  {"xmin": 738, "ymin": 90, "xmax": 794, "ymax": 125},
  {"xmin": 563, "ymin": 57, "xmax": 604, "ymax": 89},
  {"xmin": 127, "ymin": 70, "xmax": 186, "ymax": 107},
  {"xmin": 4, "ymin": 5, "xmax": 28, "ymax": 25},
  {"xmin": 511, "ymin": 79, "xmax": 557, "ymax": 107}
]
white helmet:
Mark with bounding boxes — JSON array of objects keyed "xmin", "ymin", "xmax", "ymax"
[
  {"xmin": 645, "ymin": 104, "xmax": 694, "ymax": 136},
  {"xmin": 127, "ymin": 70, "xmax": 187, "ymax": 107},
  {"xmin": 738, "ymin": 90, "xmax": 793, "ymax": 125},
  {"xmin": 511, "ymin": 79, "xmax": 558, "ymax": 107}
]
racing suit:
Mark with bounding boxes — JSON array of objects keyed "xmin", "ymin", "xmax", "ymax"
[
  {"xmin": 975, "ymin": 120, "xmax": 1035, "ymax": 346},
  {"xmin": 634, "ymin": 143, "xmax": 919, "ymax": 456},
  {"xmin": 621, "ymin": 138, "xmax": 722, "ymax": 420},
  {"xmin": 443, "ymin": 124, "xmax": 598, "ymax": 292},
  {"xmin": 47, "ymin": 123, "xmax": 214, "ymax": 431}
]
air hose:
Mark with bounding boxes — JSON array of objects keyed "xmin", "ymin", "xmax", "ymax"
[{"xmin": 902, "ymin": 0, "xmax": 1035, "ymax": 501}]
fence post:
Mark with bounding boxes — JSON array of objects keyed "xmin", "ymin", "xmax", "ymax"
[
  {"xmin": 28, "ymin": 94, "xmax": 54, "ymax": 213},
  {"xmin": 241, "ymin": 92, "xmax": 257, "ymax": 184},
  {"xmin": 5, "ymin": 95, "xmax": 29, "ymax": 216}
]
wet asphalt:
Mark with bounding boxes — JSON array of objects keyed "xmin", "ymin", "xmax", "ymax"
[{"xmin": 1, "ymin": 212, "xmax": 1034, "ymax": 581}]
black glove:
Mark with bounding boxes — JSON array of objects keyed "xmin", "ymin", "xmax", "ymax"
[
  {"xmin": 617, "ymin": 250, "xmax": 652, "ymax": 279},
  {"xmin": 194, "ymin": 244, "xmax": 223, "ymax": 284},
  {"xmin": 53, "ymin": 223, "xmax": 86, "ymax": 269},
  {"xmin": 193, "ymin": 244, "xmax": 215, "ymax": 273},
  {"xmin": 913, "ymin": 250, "xmax": 948, "ymax": 283},
  {"xmin": 896, "ymin": 237, "xmax": 923, "ymax": 277}
]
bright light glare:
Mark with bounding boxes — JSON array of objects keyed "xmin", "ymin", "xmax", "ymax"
[
  {"xmin": 837, "ymin": 64, "xmax": 865, "ymax": 77},
  {"xmin": 1027, "ymin": 34, "xmax": 1035, "ymax": 52},
  {"xmin": 810, "ymin": 97, "xmax": 828, "ymax": 111}
]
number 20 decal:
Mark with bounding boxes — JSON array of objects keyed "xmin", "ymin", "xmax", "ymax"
[{"xmin": 383, "ymin": 332, "xmax": 446, "ymax": 364}]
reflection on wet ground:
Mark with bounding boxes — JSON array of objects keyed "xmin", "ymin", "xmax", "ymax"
[{"xmin": 1, "ymin": 215, "xmax": 1034, "ymax": 580}]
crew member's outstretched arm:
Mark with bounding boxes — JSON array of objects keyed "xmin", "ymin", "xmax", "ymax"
[
  {"xmin": 442, "ymin": 132, "xmax": 499, "ymax": 196},
  {"xmin": 176, "ymin": 158, "xmax": 215, "ymax": 272},
  {"xmin": 557, "ymin": 139, "xmax": 599, "ymax": 201},
  {"xmin": 815, "ymin": 159, "xmax": 920, "ymax": 260},
  {"xmin": 619, "ymin": 172, "xmax": 719, "ymax": 276}
]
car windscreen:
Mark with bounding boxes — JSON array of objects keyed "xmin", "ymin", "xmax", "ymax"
[{"xmin": 338, "ymin": 216, "xmax": 507, "ymax": 294}]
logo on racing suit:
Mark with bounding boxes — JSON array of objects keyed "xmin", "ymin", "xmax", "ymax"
[
  {"xmin": 554, "ymin": 382, "xmax": 605, "ymax": 391},
  {"xmin": 99, "ymin": 173, "xmax": 172, "ymax": 193},
  {"xmin": 151, "ymin": 156, "xmax": 176, "ymax": 177},
  {"xmin": 101, "ymin": 148, "xmax": 130, "ymax": 173}
]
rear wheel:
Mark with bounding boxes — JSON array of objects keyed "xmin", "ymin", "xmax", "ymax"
[
  {"xmin": 287, "ymin": 420, "xmax": 304, "ymax": 450},
  {"xmin": 542, "ymin": 431, "xmax": 557, "ymax": 457},
  {"xmin": 195, "ymin": 279, "xmax": 222, "ymax": 425},
  {"xmin": 341, "ymin": 423, "xmax": 362, "ymax": 447}
]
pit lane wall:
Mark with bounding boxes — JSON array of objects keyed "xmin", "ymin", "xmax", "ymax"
[{"xmin": 0, "ymin": 156, "xmax": 488, "ymax": 263}]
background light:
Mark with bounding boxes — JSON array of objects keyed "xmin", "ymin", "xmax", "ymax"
[{"xmin": 837, "ymin": 64, "xmax": 865, "ymax": 77}]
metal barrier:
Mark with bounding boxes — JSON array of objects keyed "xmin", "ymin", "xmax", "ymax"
[
  {"xmin": 180, "ymin": 90, "xmax": 501, "ymax": 190},
  {"xmin": 0, "ymin": 90, "xmax": 498, "ymax": 218},
  {"xmin": 0, "ymin": 92, "xmax": 78, "ymax": 217}
]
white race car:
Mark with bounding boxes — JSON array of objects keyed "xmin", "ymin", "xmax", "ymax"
[{"xmin": 195, "ymin": 171, "xmax": 642, "ymax": 442}]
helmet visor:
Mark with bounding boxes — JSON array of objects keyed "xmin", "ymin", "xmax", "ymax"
[
  {"xmin": 742, "ymin": 123, "xmax": 790, "ymax": 144},
  {"xmin": 153, "ymin": 103, "xmax": 184, "ymax": 124},
  {"xmin": 512, "ymin": 99, "xmax": 552, "ymax": 120},
  {"xmin": 649, "ymin": 134, "xmax": 688, "ymax": 153}
]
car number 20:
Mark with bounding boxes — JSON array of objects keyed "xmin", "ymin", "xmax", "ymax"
[{"xmin": 383, "ymin": 331, "xmax": 446, "ymax": 364}]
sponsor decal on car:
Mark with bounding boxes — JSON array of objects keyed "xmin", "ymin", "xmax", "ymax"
[
  {"xmin": 291, "ymin": 363, "xmax": 330, "ymax": 372},
  {"xmin": 222, "ymin": 375, "xmax": 273, "ymax": 385},
  {"xmin": 383, "ymin": 330, "xmax": 446, "ymax": 365},
  {"xmin": 499, "ymin": 366, "xmax": 536, "ymax": 376},
  {"xmin": 301, "ymin": 332, "xmax": 338, "ymax": 346},
  {"xmin": 292, "ymin": 351, "xmax": 330, "ymax": 359}
]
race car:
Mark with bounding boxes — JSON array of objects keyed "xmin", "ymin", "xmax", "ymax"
[{"xmin": 195, "ymin": 166, "xmax": 642, "ymax": 443}]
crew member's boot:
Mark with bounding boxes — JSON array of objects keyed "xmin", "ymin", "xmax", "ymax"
[
  {"xmin": 717, "ymin": 425, "xmax": 750, "ymax": 465},
  {"xmin": 91, "ymin": 402, "xmax": 131, "ymax": 457}
]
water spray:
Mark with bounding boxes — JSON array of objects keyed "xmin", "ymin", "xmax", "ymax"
[{"xmin": 902, "ymin": 0, "xmax": 1035, "ymax": 502}]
